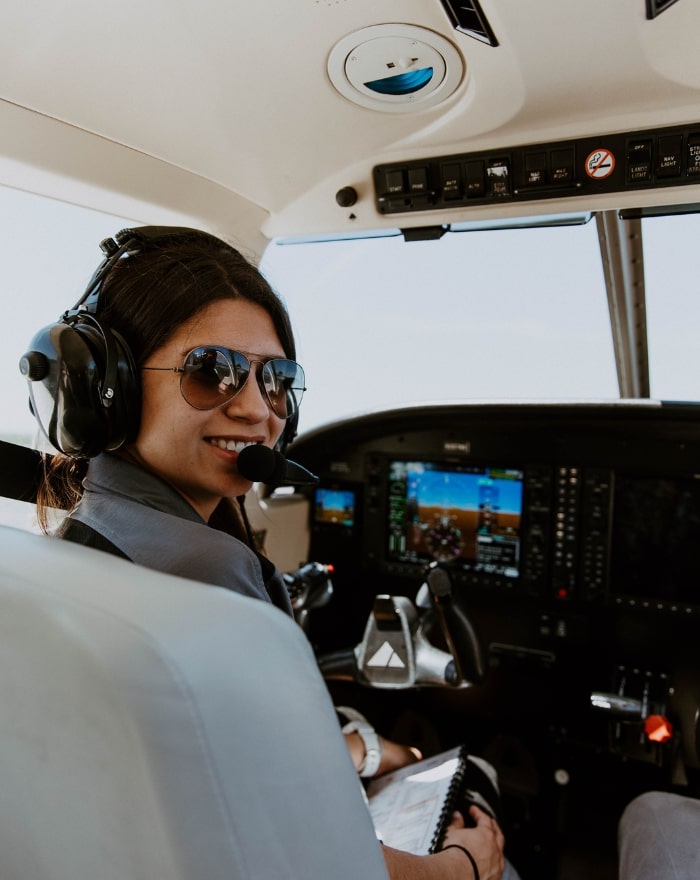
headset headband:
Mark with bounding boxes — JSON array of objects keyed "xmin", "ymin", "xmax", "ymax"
[{"xmin": 69, "ymin": 226, "xmax": 225, "ymax": 316}]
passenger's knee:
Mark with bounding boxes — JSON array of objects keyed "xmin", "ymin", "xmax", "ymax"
[
  {"xmin": 620, "ymin": 791, "xmax": 675, "ymax": 829},
  {"xmin": 619, "ymin": 791, "xmax": 700, "ymax": 880}
]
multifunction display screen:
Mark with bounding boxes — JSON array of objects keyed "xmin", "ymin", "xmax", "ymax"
[{"xmin": 387, "ymin": 460, "xmax": 524, "ymax": 577}]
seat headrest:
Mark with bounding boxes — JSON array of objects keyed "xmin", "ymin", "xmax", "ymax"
[{"xmin": 0, "ymin": 440, "xmax": 48, "ymax": 504}]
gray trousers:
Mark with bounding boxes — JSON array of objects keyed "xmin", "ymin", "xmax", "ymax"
[{"xmin": 618, "ymin": 791, "xmax": 700, "ymax": 880}]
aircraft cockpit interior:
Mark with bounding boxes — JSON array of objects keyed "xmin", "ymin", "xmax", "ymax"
[
  {"xmin": 262, "ymin": 399, "xmax": 700, "ymax": 876},
  {"xmin": 2, "ymin": 0, "xmax": 700, "ymax": 878}
]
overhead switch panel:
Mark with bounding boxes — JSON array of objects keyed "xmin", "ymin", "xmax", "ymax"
[{"xmin": 374, "ymin": 122, "xmax": 700, "ymax": 215}]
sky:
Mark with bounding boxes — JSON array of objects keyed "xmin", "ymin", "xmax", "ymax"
[
  {"xmin": 3, "ymin": 184, "xmax": 700, "ymax": 446},
  {"xmin": 407, "ymin": 469, "xmax": 524, "ymax": 513}
]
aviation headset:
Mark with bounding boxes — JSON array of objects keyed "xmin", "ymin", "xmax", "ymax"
[{"xmin": 19, "ymin": 226, "xmax": 300, "ymax": 458}]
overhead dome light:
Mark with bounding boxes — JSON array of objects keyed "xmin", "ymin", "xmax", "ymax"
[{"xmin": 328, "ymin": 24, "xmax": 464, "ymax": 113}]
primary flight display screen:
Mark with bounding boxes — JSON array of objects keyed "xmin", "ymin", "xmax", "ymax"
[{"xmin": 387, "ymin": 460, "xmax": 524, "ymax": 576}]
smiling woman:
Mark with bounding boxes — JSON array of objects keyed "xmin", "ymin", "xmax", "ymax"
[{"xmin": 19, "ymin": 227, "xmax": 298, "ymax": 616}]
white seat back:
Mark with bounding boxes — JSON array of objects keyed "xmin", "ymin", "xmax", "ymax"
[{"xmin": 0, "ymin": 525, "xmax": 388, "ymax": 880}]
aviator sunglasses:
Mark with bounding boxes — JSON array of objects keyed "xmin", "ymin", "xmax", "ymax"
[{"xmin": 143, "ymin": 345, "xmax": 305, "ymax": 419}]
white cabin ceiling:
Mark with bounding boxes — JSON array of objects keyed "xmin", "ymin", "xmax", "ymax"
[{"xmin": 1, "ymin": 0, "xmax": 699, "ymax": 249}]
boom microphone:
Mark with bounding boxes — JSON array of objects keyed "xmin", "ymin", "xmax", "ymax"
[{"xmin": 237, "ymin": 444, "xmax": 319, "ymax": 487}]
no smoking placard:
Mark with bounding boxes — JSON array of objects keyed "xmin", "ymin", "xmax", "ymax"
[{"xmin": 585, "ymin": 149, "xmax": 616, "ymax": 179}]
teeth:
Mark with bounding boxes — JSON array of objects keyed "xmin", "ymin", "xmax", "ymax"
[{"xmin": 210, "ymin": 439, "xmax": 257, "ymax": 453}]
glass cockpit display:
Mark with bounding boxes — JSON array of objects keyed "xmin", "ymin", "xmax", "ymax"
[
  {"xmin": 387, "ymin": 460, "xmax": 524, "ymax": 576},
  {"xmin": 314, "ymin": 487, "xmax": 356, "ymax": 527}
]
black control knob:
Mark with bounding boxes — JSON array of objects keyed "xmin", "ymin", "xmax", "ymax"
[{"xmin": 335, "ymin": 186, "xmax": 358, "ymax": 207}]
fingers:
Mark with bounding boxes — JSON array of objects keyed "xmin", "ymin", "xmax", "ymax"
[
  {"xmin": 469, "ymin": 804, "xmax": 494, "ymax": 825},
  {"xmin": 442, "ymin": 808, "xmax": 506, "ymax": 880},
  {"xmin": 448, "ymin": 810, "xmax": 466, "ymax": 830},
  {"xmin": 469, "ymin": 804, "xmax": 505, "ymax": 848}
]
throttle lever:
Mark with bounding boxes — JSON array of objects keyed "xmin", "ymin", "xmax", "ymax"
[{"xmin": 426, "ymin": 562, "xmax": 485, "ymax": 684}]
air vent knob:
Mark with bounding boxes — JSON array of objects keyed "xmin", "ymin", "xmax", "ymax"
[{"xmin": 336, "ymin": 186, "xmax": 358, "ymax": 207}]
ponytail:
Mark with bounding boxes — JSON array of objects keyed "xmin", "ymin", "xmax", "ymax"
[{"xmin": 36, "ymin": 454, "xmax": 88, "ymax": 535}]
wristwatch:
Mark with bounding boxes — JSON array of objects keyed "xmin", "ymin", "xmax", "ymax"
[{"xmin": 336, "ymin": 706, "xmax": 383, "ymax": 778}]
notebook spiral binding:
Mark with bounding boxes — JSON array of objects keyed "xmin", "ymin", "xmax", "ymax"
[{"xmin": 429, "ymin": 746, "xmax": 501, "ymax": 853}]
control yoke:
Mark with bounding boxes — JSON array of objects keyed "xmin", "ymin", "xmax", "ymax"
[
  {"xmin": 353, "ymin": 595, "xmax": 460, "ymax": 689},
  {"xmin": 283, "ymin": 562, "xmax": 334, "ymax": 632},
  {"xmin": 318, "ymin": 563, "xmax": 485, "ymax": 689}
]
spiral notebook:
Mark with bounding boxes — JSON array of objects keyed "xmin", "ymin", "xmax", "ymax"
[{"xmin": 365, "ymin": 745, "xmax": 500, "ymax": 855}]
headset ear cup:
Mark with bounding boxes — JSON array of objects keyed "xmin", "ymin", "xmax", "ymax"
[
  {"xmin": 74, "ymin": 322, "xmax": 141, "ymax": 453},
  {"xmin": 21, "ymin": 319, "xmax": 140, "ymax": 458},
  {"xmin": 21, "ymin": 322, "xmax": 104, "ymax": 456},
  {"xmin": 103, "ymin": 325, "xmax": 141, "ymax": 449}
]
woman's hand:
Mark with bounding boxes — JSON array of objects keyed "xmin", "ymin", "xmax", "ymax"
[{"xmin": 441, "ymin": 806, "xmax": 506, "ymax": 880}]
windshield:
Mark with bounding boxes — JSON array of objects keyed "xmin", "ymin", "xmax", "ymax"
[
  {"xmin": 260, "ymin": 221, "xmax": 618, "ymax": 434},
  {"xmin": 644, "ymin": 212, "xmax": 700, "ymax": 401},
  {"xmin": 2, "ymin": 186, "xmax": 699, "ymax": 445}
]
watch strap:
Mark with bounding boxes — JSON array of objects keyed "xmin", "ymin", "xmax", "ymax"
[{"xmin": 336, "ymin": 706, "xmax": 383, "ymax": 777}]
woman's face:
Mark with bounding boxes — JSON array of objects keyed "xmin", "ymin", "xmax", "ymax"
[{"xmin": 129, "ymin": 298, "xmax": 288, "ymax": 520}]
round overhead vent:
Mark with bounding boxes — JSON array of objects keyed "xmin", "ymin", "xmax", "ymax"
[{"xmin": 328, "ymin": 24, "xmax": 464, "ymax": 113}]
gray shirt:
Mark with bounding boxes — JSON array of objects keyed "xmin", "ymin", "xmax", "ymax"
[{"xmin": 69, "ymin": 454, "xmax": 293, "ymax": 614}]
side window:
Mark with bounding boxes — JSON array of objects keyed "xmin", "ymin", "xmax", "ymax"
[{"xmin": 0, "ymin": 185, "xmax": 135, "ymax": 529}]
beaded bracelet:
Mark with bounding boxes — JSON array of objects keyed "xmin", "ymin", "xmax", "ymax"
[{"xmin": 441, "ymin": 844, "xmax": 480, "ymax": 880}]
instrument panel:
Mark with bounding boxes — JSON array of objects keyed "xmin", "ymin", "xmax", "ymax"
[
  {"xmin": 288, "ymin": 402, "xmax": 700, "ymax": 775},
  {"xmin": 292, "ymin": 401, "xmax": 700, "ymax": 610}
]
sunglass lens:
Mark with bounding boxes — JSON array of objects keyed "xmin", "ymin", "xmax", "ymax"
[
  {"xmin": 180, "ymin": 347, "xmax": 243, "ymax": 409},
  {"xmin": 262, "ymin": 359, "xmax": 305, "ymax": 418}
]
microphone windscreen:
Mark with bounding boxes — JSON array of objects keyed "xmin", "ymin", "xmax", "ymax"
[{"xmin": 237, "ymin": 444, "xmax": 286, "ymax": 483}]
